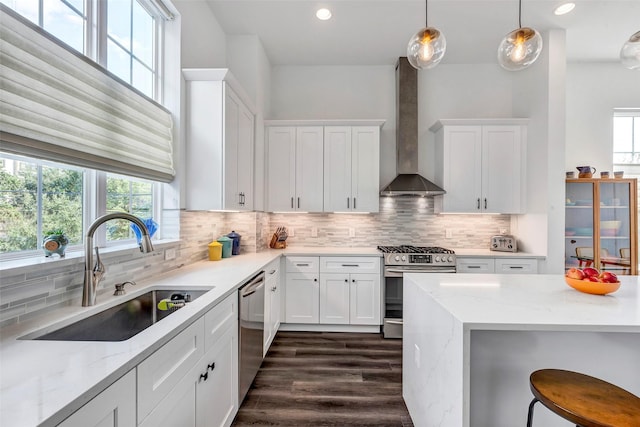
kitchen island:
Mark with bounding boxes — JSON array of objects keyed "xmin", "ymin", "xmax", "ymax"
[{"xmin": 402, "ymin": 273, "xmax": 640, "ymax": 427}]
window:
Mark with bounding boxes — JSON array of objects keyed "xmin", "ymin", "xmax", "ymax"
[
  {"xmin": 0, "ymin": 154, "xmax": 160, "ymax": 259},
  {"xmin": 1, "ymin": 0, "xmax": 161, "ymax": 100},
  {"xmin": 613, "ymin": 111, "xmax": 640, "ymax": 165},
  {"xmin": 0, "ymin": 155, "xmax": 83, "ymax": 255}
]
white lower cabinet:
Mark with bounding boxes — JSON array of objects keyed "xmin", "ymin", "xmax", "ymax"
[
  {"xmin": 456, "ymin": 257, "xmax": 539, "ymax": 274},
  {"xmin": 285, "ymin": 256, "xmax": 381, "ymax": 326},
  {"xmin": 138, "ymin": 293, "xmax": 238, "ymax": 427},
  {"xmin": 58, "ymin": 370, "xmax": 136, "ymax": 427},
  {"xmin": 264, "ymin": 258, "xmax": 281, "ymax": 355}
]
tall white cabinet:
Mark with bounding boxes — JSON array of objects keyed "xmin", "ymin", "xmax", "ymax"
[
  {"xmin": 266, "ymin": 120, "xmax": 384, "ymax": 213},
  {"xmin": 324, "ymin": 126, "xmax": 380, "ymax": 212},
  {"xmin": 184, "ymin": 69, "xmax": 255, "ymax": 211},
  {"xmin": 431, "ymin": 119, "xmax": 527, "ymax": 214}
]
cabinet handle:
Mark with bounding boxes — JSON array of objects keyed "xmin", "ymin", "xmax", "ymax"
[
  {"xmin": 199, "ymin": 372, "xmax": 208, "ymax": 382},
  {"xmin": 208, "ymin": 362, "xmax": 215, "ymax": 371},
  {"xmin": 296, "ymin": 263, "xmax": 309, "ymax": 267},
  {"xmin": 354, "ymin": 198, "xmax": 356, "ymax": 209},
  {"xmin": 344, "ymin": 279, "xmax": 348, "ymax": 283},
  {"xmin": 341, "ymin": 264, "xmax": 359, "ymax": 267},
  {"xmin": 484, "ymin": 198, "xmax": 487, "ymax": 209},
  {"xmin": 352, "ymin": 279, "xmax": 355, "ymax": 283},
  {"xmin": 291, "ymin": 197, "xmax": 294, "ymax": 208},
  {"xmin": 271, "ymin": 286, "xmax": 277, "ymax": 292},
  {"xmin": 477, "ymin": 198, "xmax": 480, "ymax": 210},
  {"xmin": 314, "ymin": 278, "xmax": 318, "ymax": 282},
  {"xmin": 347, "ymin": 197, "xmax": 350, "ymax": 209},
  {"xmin": 269, "ymin": 269, "xmax": 276, "ymax": 275},
  {"xmin": 509, "ymin": 266, "xmax": 524, "ymax": 269},
  {"xmin": 468, "ymin": 265, "xmax": 481, "ymax": 269},
  {"xmin": 297, "ymin": 197, "xmax": 300, "ymax": 208}
]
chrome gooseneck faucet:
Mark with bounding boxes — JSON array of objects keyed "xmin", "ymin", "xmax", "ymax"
[{"xmin": 83, "ymin": 213, "xmax": 155, "ymax": 306}]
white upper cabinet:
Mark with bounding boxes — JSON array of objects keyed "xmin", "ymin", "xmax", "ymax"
[
  {"xmin": 266, "ymin": 126, "xmax": 324, "ymax": 212},
  {"xmin": 431, "ymin": 119, "xmax": 527, "ymax": 214},
  {"xmin": 184, "ymin": 69, "xmax": 255, "ymax": 211},
  {"xmin": 324, "ymin": 126, "xmax": 380, "ymax": 213}
]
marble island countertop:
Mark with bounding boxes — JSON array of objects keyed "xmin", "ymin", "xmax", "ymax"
[
  {"xmin": 404, "ymin": 273, "xmax": 640, "ymax": 331},
  {"xmin": 0, "ymin": 247, "xmax": 382, "ymax": 427}
]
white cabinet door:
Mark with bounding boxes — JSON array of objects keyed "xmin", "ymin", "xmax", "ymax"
[
  {"xmin": 323, "ymin": 126, "xmax": 380, "ymax": 213},
  {"xmin": 482, "ymin": 126, "xmax": 522, "ymax": 214},
  {"xmin": 138, "ymin": 366, "xmax": 197, "ymax": 427},
  {"xmin": 296, "ymin": 127, "xmax": 324, "ymax": 212},
  {"xmin": 319, "ymin": 273, "xmax": 350, "ymax": 324},
  {"xmin": 350, "ymin": 273, "xmax": 381, "ymax": 325},
  {"xmin": 184, "ymin": 71, "xmax": 254, "ymax": 211},
  {"xmin": 439, "ymin": 126, "xmax": 482, "ymax": 213},
  {"xmin": 266, "ymin": 127, "xmax": 296, "ymax": 212},
  {"xmin": 351, "ymin": 126, "xmax": 380, "ymax": 213},
  {"xmin": 58, "ymin": 370, "xmax": 136, "ymax": 427},
  {"xmin": 323, "ymin": 126, "xmax": 352, "ymax": 212},
  {"xmin": 196, "ymin": 325, "xmax": 238, "ymax": 427},
  {"xmin": 285, "ymin": 272, "xmax": 319, "ymax": 324},
  {"xmin": 264, "ymin": 259, "xmax": 281, "ymax": 355}
]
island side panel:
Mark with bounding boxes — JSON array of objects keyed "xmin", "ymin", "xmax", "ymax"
[
  {"xmin": 403, "ymin": 275, "xmax": 465, "ymax": 427},
  {"xmin": 470, "ymin": 330, "xmax": 640, "ymax": 427}
]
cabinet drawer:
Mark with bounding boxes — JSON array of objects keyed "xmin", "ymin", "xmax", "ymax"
[
  {"xmin": 137, "ymin": 318, "xmax": 205, "ymax": 424},
  {"xmin": 320, "ymin": 256, "xmax": 380, "ymax": 274},
  {"xmin": 264, "ymin": 258, "xmax": 281, "ymax": 276},
  {"xmin": 204, "ymin": 293, "xmax": 237, "ymax": 351},
  {"xmin": 456, "ymin": 258, "xmax": 495, "ymax": 273},
  {"xmin": 286, "ymin": 256, "xmax": 319, "ymax": 273},
  {"xmin": 495, "ymin": 258, "xmax": 538, "ymax": 274}
]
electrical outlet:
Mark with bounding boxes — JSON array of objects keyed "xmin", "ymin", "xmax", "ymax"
[
  {"xmin": 165, "ymin": 248, "xmax": 176, "ymax": 261},
  {"xmin": 289, "ymin": 227, "xmax": 295, "ymax": 237},
  {"xmin": 500, "ymin": 228, "xmax": 508, "ymax": 235},
  {"xmin": 414, "ymin": 344, "xmax": 421, "ymax": 368},
  {"xmin": 311, "ymin": 227, "xmax": 318, "ymax": 237},
  {"xmin": 445, "ymin": 229, "xmax": 453, "ymax": 239},
  {"xmin": 348, "ymin": 227, "xmax": 355, "ymax": 237}
]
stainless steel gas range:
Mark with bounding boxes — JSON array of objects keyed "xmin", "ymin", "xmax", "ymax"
[{"xmin": 378, "ymin": 245, "xmax": 457, "ymax": 338}]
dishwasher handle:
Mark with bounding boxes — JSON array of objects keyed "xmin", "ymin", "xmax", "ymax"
[{"xmin": 240, "ymin": 271, "xmax": 265, "ymax": 298}]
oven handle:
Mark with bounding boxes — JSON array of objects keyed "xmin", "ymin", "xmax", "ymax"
[
  {"xmin": 385, "ymin": 268, "xmax": 457, "ymax": 274},
  {"xmin": 385, "ymin": 319, "xmax": 404, "ymax": 325}
]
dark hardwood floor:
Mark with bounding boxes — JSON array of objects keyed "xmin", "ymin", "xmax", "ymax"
[{"xmin": 232, "ymin": 331, "xmax": 414, "ymax": 427}]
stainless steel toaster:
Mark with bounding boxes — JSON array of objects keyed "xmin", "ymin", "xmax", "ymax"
[{"xmin": 490, "ymin": 235, "xmax": 517, "ymax": 252}]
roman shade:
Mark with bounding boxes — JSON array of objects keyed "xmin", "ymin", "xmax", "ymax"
[{"xmin": 0, "ymin": 5, "xmax": 175, "ymax": 182}]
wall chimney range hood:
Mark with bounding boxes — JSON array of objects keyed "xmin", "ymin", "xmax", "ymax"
[{"xmin": 380, "ymin": 57, "xmax": 445, "ymax": 197}]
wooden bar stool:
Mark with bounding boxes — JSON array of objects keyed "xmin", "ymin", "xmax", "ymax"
[{"xmin": 527, "ymin": 369, "xmax": 640, "ymax": 427}]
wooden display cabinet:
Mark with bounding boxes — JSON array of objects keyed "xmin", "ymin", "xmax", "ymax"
[{"xmin": 565, "ymin": 178, "xmax": 638, "ymax": 275}]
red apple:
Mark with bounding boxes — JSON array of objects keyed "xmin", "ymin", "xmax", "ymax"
[
  {"xmin": 566, "ymin": 268, "xmax": 585, "ymax": 280},
  {"xmin": 599, "ymin": 271, "xmax": 618, "ymax": 283},
  {"xmin": 582, "ymin": 267, "xmax": 600, "ymax": 277},
  {"xmin": 583, "ymin": 276, "xmax": 600, "ymax": 282}
]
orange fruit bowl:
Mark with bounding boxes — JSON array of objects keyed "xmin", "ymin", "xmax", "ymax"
[{"xmin": 564, "ymin": 276, "xmax": 621, "ymax": 295}]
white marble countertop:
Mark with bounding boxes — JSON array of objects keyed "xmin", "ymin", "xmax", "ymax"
[
  {"xmin": 0, "ymin": 247, "xmax": 380, "ymax": 427},
  {"xmin": 452, "ymin": 248, "xmax": 545, "ymax": 258},
  {"xmin": 404, "ymin": 273, "xmax": 640, "ymax": 332}
]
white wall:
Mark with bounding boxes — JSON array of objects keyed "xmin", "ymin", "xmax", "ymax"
[
  {"xmin": 173, "ymin": 0, "xmax": 227, "ymax": 68},
  {"xmin": 270, "ymin": 65, "xmax": 396, "ymax": 187},
  {"xmin": 566, "ymin": 63, "xmax": 640, "ymax": 174}
]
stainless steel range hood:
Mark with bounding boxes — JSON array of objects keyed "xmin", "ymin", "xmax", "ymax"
[{"xmin": 380, "ymin": 57, "xmax": 445, "ymax": 197}]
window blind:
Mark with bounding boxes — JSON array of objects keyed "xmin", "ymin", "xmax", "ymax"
[{"xmin": 0, "ymin": 6, "xmax": 175, "ymax": 183}]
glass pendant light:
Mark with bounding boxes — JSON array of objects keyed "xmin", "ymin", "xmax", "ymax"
[
  {"xmin": 497, "ymin": 0, "xmax": 543, "ymax": 71},
  {"xmin": 620, "ymin": 31, "xmax": 640, "ymax": 70},
  {"xmin": 407, "ymin": 0, "xmax": 446, "ymax": 69}
]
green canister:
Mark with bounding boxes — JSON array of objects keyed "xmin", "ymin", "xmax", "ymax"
[{"xmin": 216, "ymin": 235, "xmax": 232, "ymax": 258}]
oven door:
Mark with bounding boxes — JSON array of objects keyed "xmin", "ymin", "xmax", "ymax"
[{"xmin": 383, "ymin": 265, "xmax": 456, "ymax": 338}]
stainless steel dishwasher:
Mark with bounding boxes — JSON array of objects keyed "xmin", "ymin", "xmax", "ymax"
[{"xmin": 238, "ymin": 270, "xmax": 265, "ymax": 404}]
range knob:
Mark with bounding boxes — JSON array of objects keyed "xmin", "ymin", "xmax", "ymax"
[
  {"xmin": 394, "ymin": 255, "xmax": 400, "ymax": 262},
  {"xmin": 435, "ymin": 256, "xmax": 441, "ymax": 262},
  {"xmin": 448, "ymin": 256, "xmax": 454, "ymax": 262},
  {"xmin": 401, "ymin": 255, "xmax": 406, "ymax": 262}
]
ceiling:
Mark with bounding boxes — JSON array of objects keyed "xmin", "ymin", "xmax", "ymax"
[{"xmin": 203, "ymin": 0, "xmax": 639, "ymax": 67}]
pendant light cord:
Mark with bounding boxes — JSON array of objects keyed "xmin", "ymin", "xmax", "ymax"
[
  {"xmin": 518, "ymin": 0, "xmax": 522, "ymax": 28},
  {"xmin": 425, "ymin": 0, "xmax": 428, "ymax": 27}
]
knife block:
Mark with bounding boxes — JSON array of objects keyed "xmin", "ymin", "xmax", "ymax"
[{"xmin": 269, "ymin": 233, "xmax": 287, "ymax": 249}]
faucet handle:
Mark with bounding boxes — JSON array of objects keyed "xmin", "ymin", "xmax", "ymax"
[
  {"xmin": 93, "ymin": 247, "xmax": 105, "ymax": 283},
  {"xmin": 114, "ymin": 281, "xmax": 136, "ymax": 296}
]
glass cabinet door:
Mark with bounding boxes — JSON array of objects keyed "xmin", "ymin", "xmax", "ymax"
[{"xmin": 565, "ymin": 178, "xmax": 638, "ymax": 275}]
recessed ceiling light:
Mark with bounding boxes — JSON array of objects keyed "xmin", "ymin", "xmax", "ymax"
[
  {"xmin": 316, "ymin": 8, "xmax": 332, "ymax": 20},
  {"xmin": 554, "ymin": 2, "xmax": 576, "ymax": 15}
]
